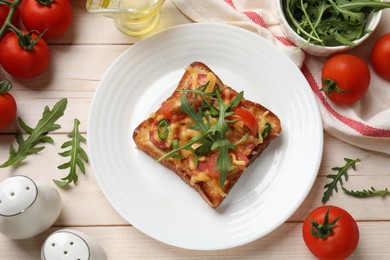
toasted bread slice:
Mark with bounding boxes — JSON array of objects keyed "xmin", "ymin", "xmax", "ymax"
[{"xmin": 133, "ymin": 62, "xmax": 281, "ymax": 208}]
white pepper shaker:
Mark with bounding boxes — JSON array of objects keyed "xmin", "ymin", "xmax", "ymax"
[
  {"xmin": 41, "ymin": 228, "xmax": 108, "ymax": 260},
  {"xmin": 0, "ymin": 175, "xmax": 62, "ymax": 239}
]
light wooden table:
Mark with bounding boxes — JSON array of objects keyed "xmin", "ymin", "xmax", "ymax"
[{"xmin": 1, "ymin": 1, "xmax": 390, "ymax": 259}]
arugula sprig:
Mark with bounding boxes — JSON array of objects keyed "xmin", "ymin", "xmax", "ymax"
[
  {"xmin": 54, "ymin": 118, "xmax": 88, "ymax": 187},
  {"xmin": 343, "ymin": 186, "xmax": 390, "ymax": 198},
  {"xmin": 0, "ymin": 98, "xmax": 67, "ymax": 168},
  {"xmin": 283, "ymin": 0, "xmax": 390, "ymax": 46},
  {"xmin": 322, "ymin": 158, "xmax": 360, "ymax": 203},
  {"xmin": 158, "ymin": 84, "xmax": 244, "ymax": 186}
]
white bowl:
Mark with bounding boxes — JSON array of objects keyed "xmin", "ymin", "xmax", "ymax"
[{"xmin": 277, "ymin": 0, "xmax": 382, "ymax": 57}]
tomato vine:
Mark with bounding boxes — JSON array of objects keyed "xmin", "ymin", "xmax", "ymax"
[{"xmin": 0, "ymin": 0, "xmax": 45, "ymax": 50}]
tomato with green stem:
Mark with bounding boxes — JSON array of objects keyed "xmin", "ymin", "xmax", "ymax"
[
  {"xmin": 321, "ymin": 54, "xmax": 370, "ymax": 105},
  {"xmin": 0, "ymin": 77, "xmax": 17, "ymax": 129},
  {"xmin": 302, "ymin": 205, "xmax": 359, "ymax": 260},
  {"xmin": 0, "ymin": 29, "xmax": 50, "ymax": 79},
  {"xmin": 20, "ymin": 0, "xmax": 73, "ymax": 39},
  {"xmin": 370, "ymin": 33, "xmax": 390, "ymax": 81}
]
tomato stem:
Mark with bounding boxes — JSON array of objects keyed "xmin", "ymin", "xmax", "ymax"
[
  {"xmin": 309, "ymin": 207, "xmax": 340, "ymax": 239},
  {"xmin": 0, "ymin": 0, "xmax": 46, "ymax": 50},
  {"xmin": 35, "ymin": 0, "xmax": 55, "ymax": 5},
  {"xmin": 0, "ymin": 76, "xmax": 12, "ymax": 94},
  {"xmin": 321, "ymin": 79, "xmax": 352, "ymax": 99},
  {"xmin": 0, "ymin": 0, "xmax": 21, "ymax": 38}
]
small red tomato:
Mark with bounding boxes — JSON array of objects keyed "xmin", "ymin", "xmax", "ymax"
[
  {"xmin": 0, "ymin": 30, "xmax": 50, "ymax": 79},
  {"xmin": 20, "ymin": 0, "xmax": 73, "ymax": 39},
  {"xmin": 370, "ymin": 33, "xmax": 390, "ymax": 81},
  {"xmin": 232, "ymin": 106, "xmax": 258, "ymax": 136},
  {"xmin": 0, "ymin": 78, "xmax": 17, "ymax": 129},
  {"xmin": 321, "ymin": 54, "xmax": 370, "ymax": 105},
  {"xmin": 302, "ymin": 206, "xmax": 359, "ymax": 260}
]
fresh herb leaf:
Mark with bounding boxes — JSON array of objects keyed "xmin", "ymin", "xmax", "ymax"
[
  {"xmin": 158, "ymin": 85, "xmax": 244, "ymax": 186},
  {"xmin": 343, "ymin": 186, "xmax": 390, "ymax": 198},
  {"xmin": 283, "ymin": 0, "xmax": 390, "ymax": 46},
  {"xmin": 54, "ymin": 118, "xmax": 88, "ymax": 187},
  {"xmin": 212, "ymin": 138, "xmax": 235, "ymax": 187},
  {"xmin": 322, "ymin": 158, "xmax": 360, "ymax": 203},
  {"xmin": 0, "ymin": 98, "xmax": 67, "ymax": 168}
]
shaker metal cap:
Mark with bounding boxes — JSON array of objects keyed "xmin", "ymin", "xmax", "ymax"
[{"xmin": 0, "ymin": 176, "xmax": 38, "ymax": 216}]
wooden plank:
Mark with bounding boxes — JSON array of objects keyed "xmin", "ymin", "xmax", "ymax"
[
  {"xmin": 1, "ymin": 134, "xmax": 390, "ymax": 226},
  {"xmin": 1, "ymin": 222, "xmax": 390, "ymax": 259}
]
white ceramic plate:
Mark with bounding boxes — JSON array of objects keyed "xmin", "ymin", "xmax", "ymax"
[{"xmin": 88, "ymin": 23, "xmax": 323, "ymax": 250}]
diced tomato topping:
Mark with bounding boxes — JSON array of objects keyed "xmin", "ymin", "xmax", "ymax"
[
  {"xmin": 161, "ymin": 99, "xmax": 187, "ymax": 120},
  {"xmin": 161, "ymin": 100, "xmax": 175, "ymax": 119},
  {"xmin": 232, "ymin": 106, "xmax": 258, "ymax": 136}
]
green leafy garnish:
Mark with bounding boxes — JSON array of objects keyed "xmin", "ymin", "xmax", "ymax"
[
  {"xmin": 322, "ymin": 158, "xmax": 360, "ymax": 203},
  {"xmin": 54, "ymin": 118, "xmax": 89, "ymax": 187},
  {"xmin": 343, "ymin": 186, "xmax": 390, "ymax": 198},
  {"xmin": 158, "ymin": 84, "xmax": 243, "ymax": 186},
  {"xmin": 283, "ymin": 0, "xmax": 390, "ymax": 46},
  {"xmin": 0, "ymin": 98, "xmax": 67, "ymax": 168}
]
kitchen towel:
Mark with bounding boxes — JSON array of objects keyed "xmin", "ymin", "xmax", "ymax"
[{"xmin": 172, "ymin": 0, "xmax": 390, "ymax": 155}]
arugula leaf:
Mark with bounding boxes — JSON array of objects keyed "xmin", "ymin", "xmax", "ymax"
[
  {"xmin": 322, "ymin": 158, "xmax": 360, "ymax": 203},
  {"xmin": 283, "ymin": 0, "xmax": 390, "ymax": 46},
  {"xmin": 54, "ymin": 118, "xmax": 89, "ymax": 187},
  {"xmin": 158, "ymin": 85, "xmax": 244, "ymax": 186},
  {"xmin": 212, "ymin": 139, "xmax": 235, "ymax": 187},
  {"xmin": 180, "ymin": 94, "xmax": 211, "ymax": 136},
  {"xmin": 0, "ymin": 98, "xmax": 67, "ymax": 168},
  {"xmin": 343, "ymin": 186, "xmax": 390, "ymax": 198}
]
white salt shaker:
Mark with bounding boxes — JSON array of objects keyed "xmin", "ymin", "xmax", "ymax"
[
  {"xmin": 0, "ymin": 175, "xmax": 62, "ymax": 239},
  {"xmin": 41, "ymin": 228, "xmax": 108, "ymax": 260}
]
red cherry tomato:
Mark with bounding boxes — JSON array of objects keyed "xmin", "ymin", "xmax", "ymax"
[
  {"xmin": 0, "ymin": 79, "xmax": 17, "ymax": 129},
  {"xmin": 321, "ymin": 54, "xmax": 370, "ymax": 105},
  {"xmin": 232, "ymin": 106, "xmax": 258, "ymax": 136},
  {"xmin": 20, "ymin": 0, "xmax": 73, "ymax": 39},
  {"xmin": 0, "ymin": 30, "xmax": 50, "ymax": 79},
  {"xmin": 370, "ymin": 33, "xmax": 390, "ymax": 81},
  {"xmin": 302, "ymin": 205, "xmax": 359, "ymax": 260}
]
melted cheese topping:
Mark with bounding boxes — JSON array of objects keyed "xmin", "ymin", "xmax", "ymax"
[{"xmin": 151, "ymin": 68, "xmax": 273, "ymax": 198}]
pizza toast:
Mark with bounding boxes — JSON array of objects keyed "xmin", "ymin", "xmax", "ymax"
[{"xmin": 133, "ymin": 62, "xmax": 281, "ymax": 208}]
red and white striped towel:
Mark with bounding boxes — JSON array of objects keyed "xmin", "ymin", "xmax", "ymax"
[{"xmin": 172, "ymin": 0, "xmax": 390, "ymax": 155}]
